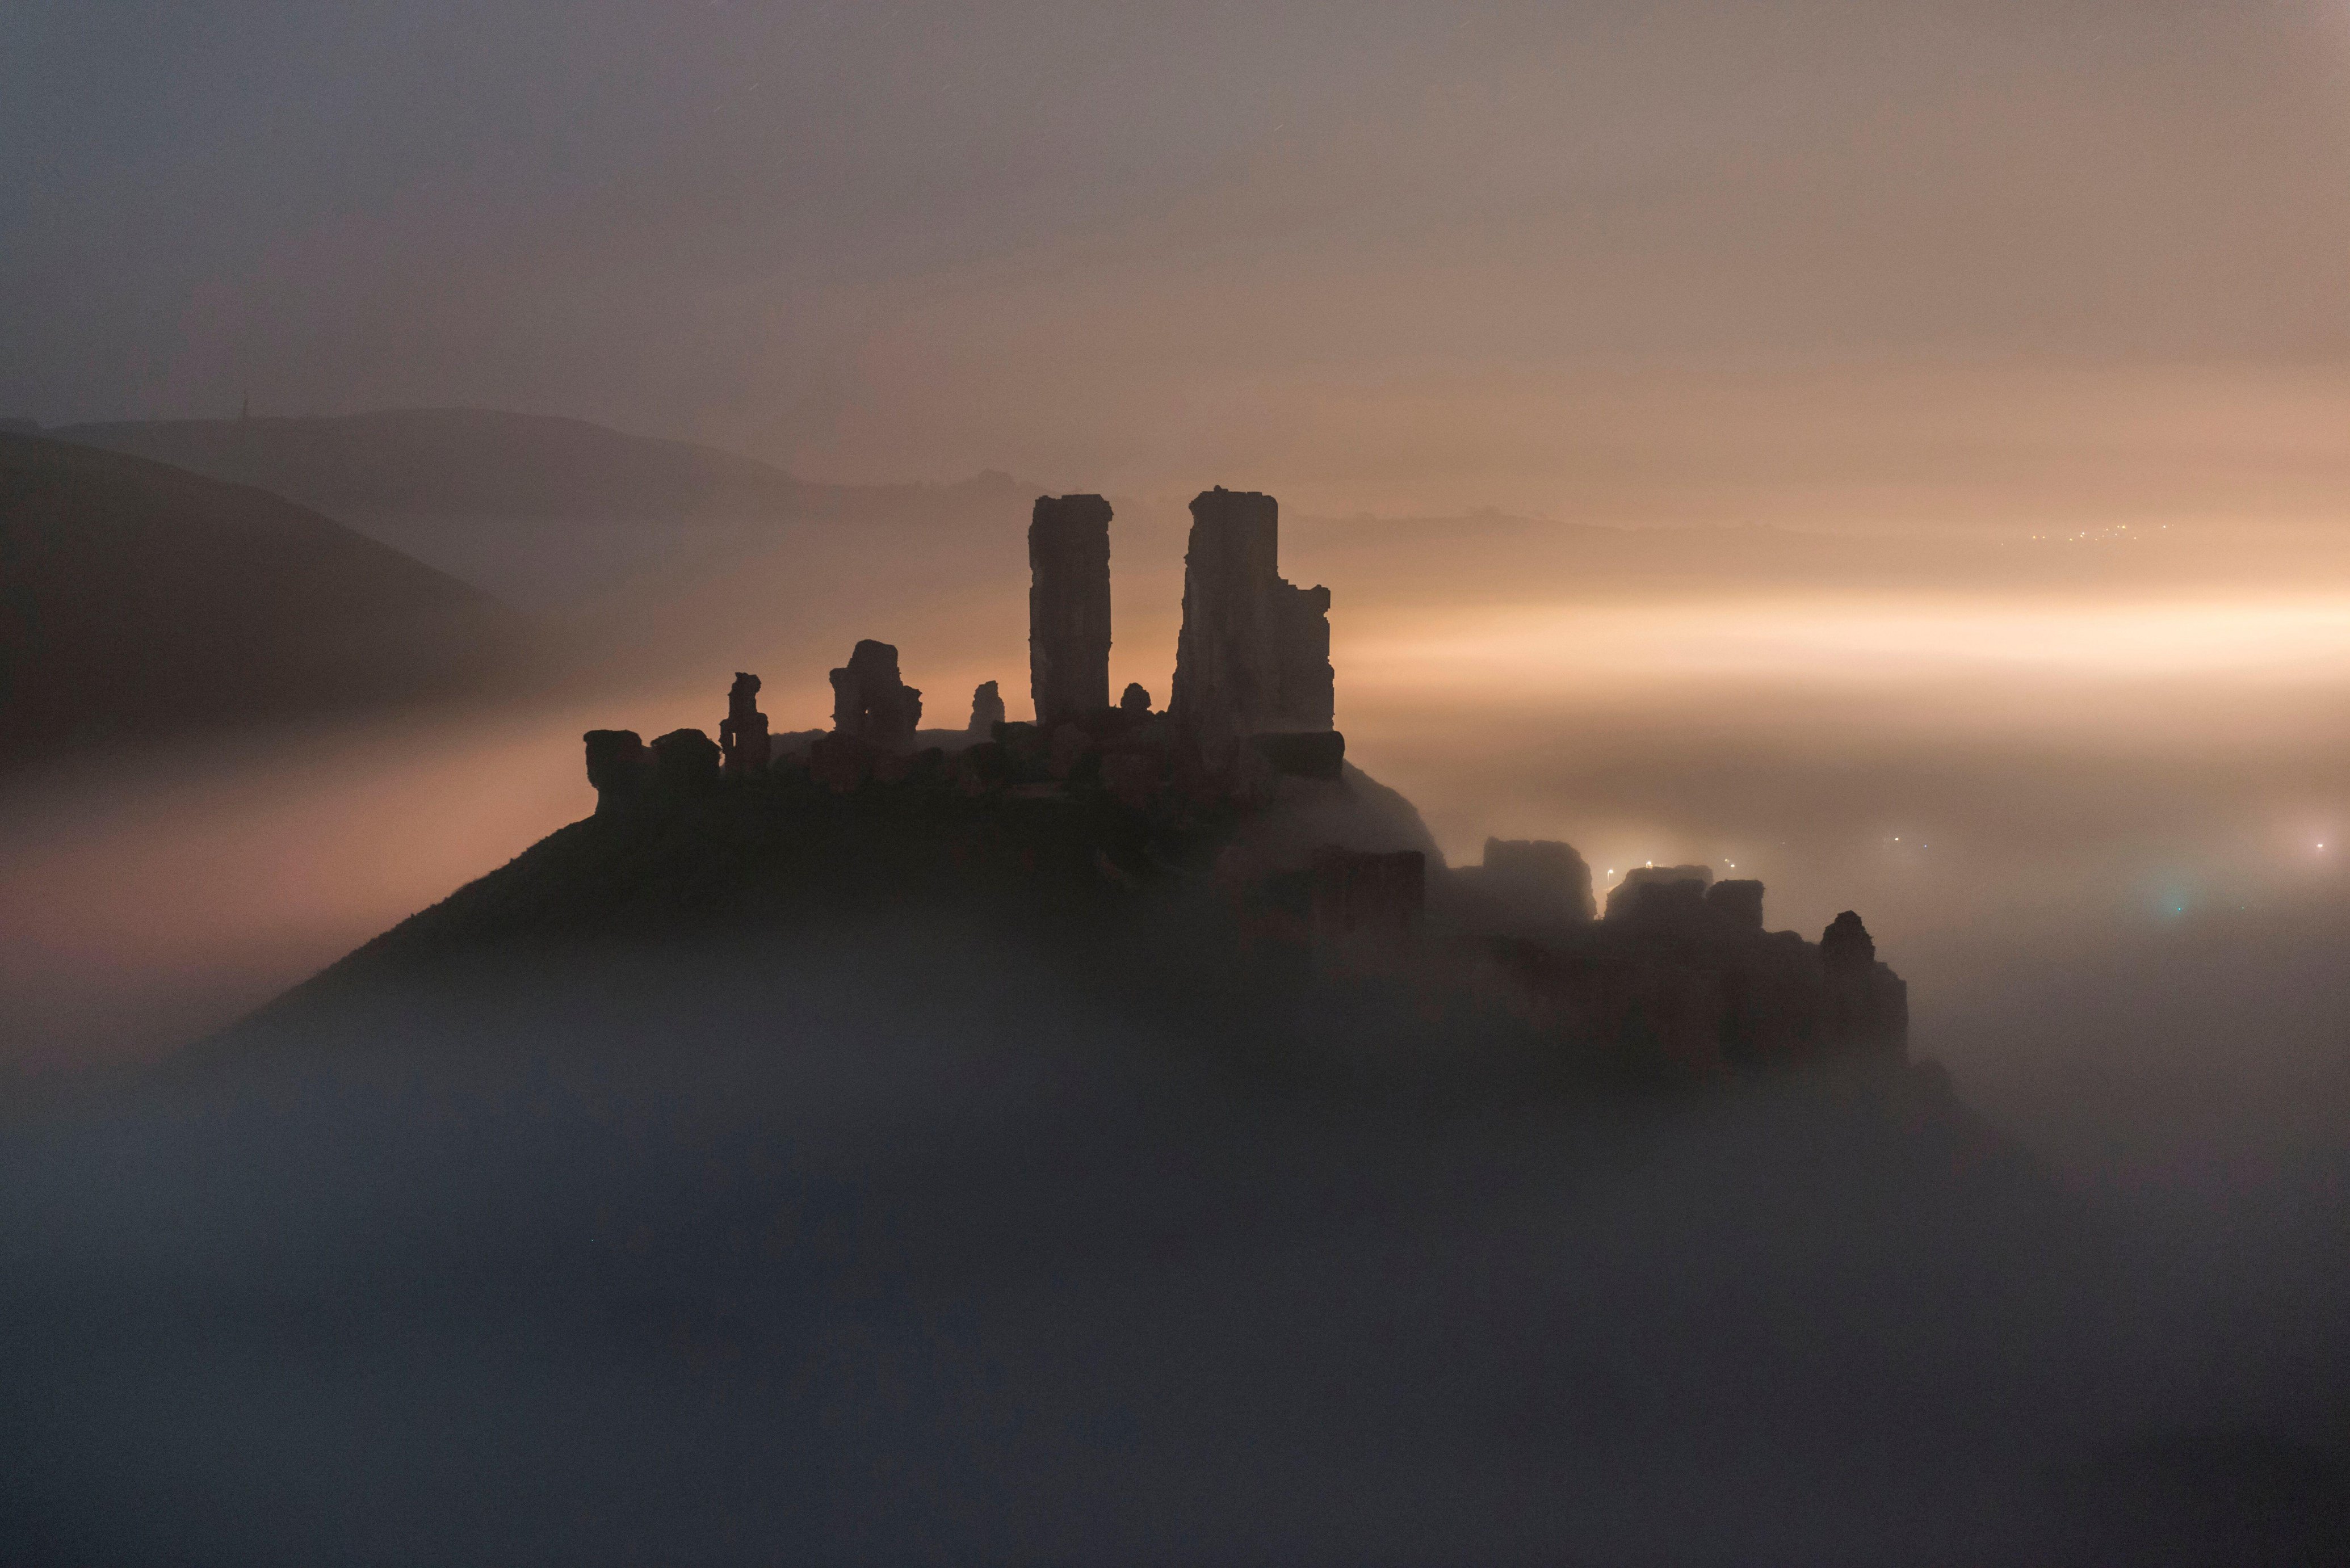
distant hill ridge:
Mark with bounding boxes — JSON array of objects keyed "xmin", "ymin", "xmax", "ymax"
[
  {"xmin": 0, "ymin": 431, "xmax": 530, "ymax": 764},
  {"xmin": 55, "ymin": 408, "xmax": 1027, "ymax": 523}
]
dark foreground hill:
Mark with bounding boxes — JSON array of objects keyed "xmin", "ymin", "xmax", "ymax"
[{"xmin": 0, "ymin": 432, "xmax": 530, "ymax": 765}]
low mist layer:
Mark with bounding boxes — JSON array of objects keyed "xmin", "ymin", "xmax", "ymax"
[
  {"xmin": 2, "ymin": 423, "xmax": 2343, "ymax": 1564},
  {"xmin": 3, "ymin": 924, "xmax": 2343, "ymax": 1564},
  {"xmin": 12, "ymin": 526, "xmax": 2348, "ymax": 1175},
  {"xmin": 10, "ymin": 1, "xmax": 2350, "ymax": 1556}
]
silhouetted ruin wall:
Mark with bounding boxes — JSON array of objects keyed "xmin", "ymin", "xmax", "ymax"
[
  {"xmin": 1479, "ymin": 897, "xmax": 1908, "ymax": 1075},
  {"xmin": 968, "ymin": 680, "xmax": 1006, "ymax": 735},
  {"xmin": 1485, "ymin": 839, "xmax": 1597, "ymax": 922},
  {"xmin": 584, "ymin": 729, "xmax": 647, "ymax": 815},
  {"xmin": 1822, "ymin": 909, "xmax": 1908, "ymax": 1054},
  {"xmin": 1170, "ymin": 487, "xmax": 1333, "ymax": 750},
  {"xmin": 1604, "ymin": 864, "xmax": 1713, "ymax": 922},
  {"xmin": 829, "ymin": 640, "xmax": 922, "ymax": 752},
  {"xmin": 1029, "ymin": 494, "xmax": 1113, "ymax": 729},
  {"xmin": 720, "ymin": 672, "xmax": 770, "ymax": 778}
]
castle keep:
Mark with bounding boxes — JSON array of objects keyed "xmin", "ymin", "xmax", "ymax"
[{"xmin": 1170, "ymin": 487, "xmax": 1335, "ymax": 749}]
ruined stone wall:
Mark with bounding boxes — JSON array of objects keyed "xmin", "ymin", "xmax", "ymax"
[
  {"xmin": 1472, "ymin": 881, "xmax": 1910, "ymax": 1075},
  {"xmin": 968, "ymin": 680, "xmax": 1006, "ymax": 734},
  {"xmin": 829, "ymin": 640, "xmax": 922, "ymax": 753},
  {"xmin": 1270, "ymin": 579, "xmax": 1334, "ymax": 732},
  {"xmin": 584, "ymin": 729, "xmax": 647, "ymax": 814},
  {"xmin": 1822, "ymin": 910, "xmax": 1910, "ymax": 1054},
  {"xmin": 1170, "ymin": 487, "xmax": 1333, "ymax": 747},
  {"xmin": 1029, "ymin": 494, "xmax": 1113, "ymax": 728},
  {"xmin": 576, "ymin": 661, "xmax": 1912, "ymax": 1082},
  {"xmin": 1479, "ymin": 838, "xmax": 1597, "ymax": 923},
  {"xmin": 720, "ymin": 672, "xmax": 770, "ymax": 778}
]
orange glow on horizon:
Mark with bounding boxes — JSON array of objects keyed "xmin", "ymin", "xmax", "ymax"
[{"xmin": 1339, "ymin": 594, "xmax": 2350, "ymax": 700}]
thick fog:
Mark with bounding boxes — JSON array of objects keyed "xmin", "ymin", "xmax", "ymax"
[
  {"xmin": 11, "ymin": 518, "xmax": 2350, "ymax": 1193},
  {"xmin": 6, "ymin": 1, "xmax": 2350, "ymax": 1557},
  {"xmin": 4, "ymin": 913, "xmax": 2345, "ymax": 1563},
  {"xmin": 6, "ymin": 518, "xmax": 2350, "ymax": 1561}
]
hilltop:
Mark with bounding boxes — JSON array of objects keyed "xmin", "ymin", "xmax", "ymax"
[{"xmin": 217, "ymin": 485, "xmax": 1913, "ymax": 1100}]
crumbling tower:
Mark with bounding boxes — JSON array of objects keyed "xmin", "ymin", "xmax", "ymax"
[
  {"xmin": 1821, "ymin": 910, "xmax": 1909, "ymax": 1054},
  {"xmin": 1029, "ymin": 494, "xmax": 1113, "ymax": 729},
  {"xmin": 719, "ymin": 671, "xmax": 770, "ymax": 777},
  {"xmin": 1169, "ymin": 487, "xmax": 1333, "ymax": 750},
  {"xmin": 968, "ymin": 680, "xmax": 1006, "ymax": 735},
  {"xmin": 829, "ymin": 640, "xmax": 922, "ymax": 753}
]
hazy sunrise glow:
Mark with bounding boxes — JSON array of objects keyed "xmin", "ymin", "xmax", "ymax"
[{"xmin": 1346, "ymin": 595, "xmax": 2350, "ymax": 693}]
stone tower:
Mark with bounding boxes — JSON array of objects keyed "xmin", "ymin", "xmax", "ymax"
[
  {"xmin": 719, "ymin": 671, "xmax": 770, "ymax": 777},
  {"xmin": 828, "ymin": 640, "xmax": 922, "ymax": 752},
  {"xmin": 1028, "ymin": 494, "xmax": 1113, "ymax": 729},
  {"xmin": 1169, "ymin": 487, "xmax": 1333, "ymax": 749}
]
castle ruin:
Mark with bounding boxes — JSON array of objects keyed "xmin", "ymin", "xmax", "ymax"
[{"xmin": 578, "ymin": 483, "xmax": 1907, "ymax": 1075}]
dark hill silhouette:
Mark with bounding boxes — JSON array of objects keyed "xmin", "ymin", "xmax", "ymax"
[
  {"xmin": 57, "ymin": 407, "xmax": 878, "ymax": 521},
  {"xmin": 53, "ymin": 409, "xmax": 1037, "ymax": 617},
  {"xmin": 0, "ymin": 432, "xmax": 530, "ymax": 766}
]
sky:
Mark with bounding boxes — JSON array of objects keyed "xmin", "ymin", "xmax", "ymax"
[{"xmin": 9, "ymin": 0, "xmax": 2350, "ymax": 517}]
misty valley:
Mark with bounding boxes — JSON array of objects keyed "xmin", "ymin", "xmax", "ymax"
[
  {"xmin": 23, "ymin": 3, "xmax": 2350, "ymax": 1556},
  {"xmin": 1, "ymin": 415, "xmax": 2345, "ymax": 1563}
]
